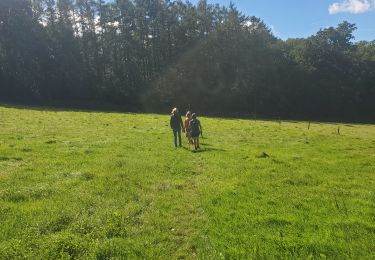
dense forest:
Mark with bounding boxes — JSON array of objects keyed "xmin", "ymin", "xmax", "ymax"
[{"xmin": 0, "ymin": 0, "xmax": 374, "ymax": 121}]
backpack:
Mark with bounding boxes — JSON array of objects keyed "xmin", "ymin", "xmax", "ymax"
[{"xmin": 190, "ymin": 119, "xmax": 200, "ymax": 134}]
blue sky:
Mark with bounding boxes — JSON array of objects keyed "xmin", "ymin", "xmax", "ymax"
[{"xmin": 189, "ymin": 0, "xmax": 375, "ymax": 41}]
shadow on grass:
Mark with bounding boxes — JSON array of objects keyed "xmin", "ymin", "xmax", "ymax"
[
  {"xmin": 0, "ymin": 156, "xmax": 23, "ymax": 161},
  {"xmin": 2, "ymin": 102, "xmax": 373, "ymax": 124},
  {"xmin": 182, "ymin": 146, "xmax": 225, "ymax": 153},
  {"xmin": 0, "ymin": 102, "xmax": 141, "ymax": 115}
]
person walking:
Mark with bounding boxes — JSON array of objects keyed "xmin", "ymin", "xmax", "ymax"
[
  {"xmin": 170, "ymin": 107, "xmax": 184, "ymax": 148},
  {"xmin": 190, "ymin": 113, "xmax": 202, "ymax": 150},
  {"xmin": 184, "ymin": 111, "xmax": 193, "ymax": 145}
]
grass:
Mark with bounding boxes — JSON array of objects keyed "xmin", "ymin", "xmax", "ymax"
[{"xmin": 0, "ymin": 105, "xmax": 374, "ymax": 259}]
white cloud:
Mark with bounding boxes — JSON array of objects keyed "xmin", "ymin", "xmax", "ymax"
[
  {"xmin": 244, "ymin": 20, "xmax": 253, "ymax": 27},
  {"xmin": 328, "ymin": 0, "xmax": 375, "ymax": 14}
]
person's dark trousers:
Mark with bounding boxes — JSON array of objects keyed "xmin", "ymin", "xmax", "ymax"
[{"xmin": 173, "ymin": 128, "xmax": 182, "ymax": 147}]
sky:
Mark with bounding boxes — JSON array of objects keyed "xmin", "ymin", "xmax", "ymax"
[{"xmin": 189, "ymin": 0, "xmax": 375, "ymax": 41}]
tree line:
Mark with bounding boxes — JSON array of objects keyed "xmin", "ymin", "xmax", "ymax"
[{"xmin": 0, "ymin": 0, "xmax": 374, "ymax": 121}]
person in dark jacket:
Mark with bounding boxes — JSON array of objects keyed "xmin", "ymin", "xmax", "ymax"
[{"xmin": 170, "ymin": 107, "xmax": 184, "ymax": 148}]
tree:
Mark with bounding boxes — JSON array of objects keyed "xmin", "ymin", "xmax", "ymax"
[
  {"xmin": 0, "ymin": 1, "xmax": 374, "ymax": 121},
  {"xmin": 0, "ymin": 0, "xmax": 49, "ymax": 101}
]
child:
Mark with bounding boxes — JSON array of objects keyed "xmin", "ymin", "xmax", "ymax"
[
  {"xmin": 184, "ymin": 111, "xmax": 193, "ymax": 144},
  {"xmin": 190, "ymin": 113, "xmax": 202, "ymax": 150}
]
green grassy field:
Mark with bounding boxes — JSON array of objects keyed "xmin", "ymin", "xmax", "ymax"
[{"xmin": 0, "ymin": 105, "xmax": 374, "ymax": 259}]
